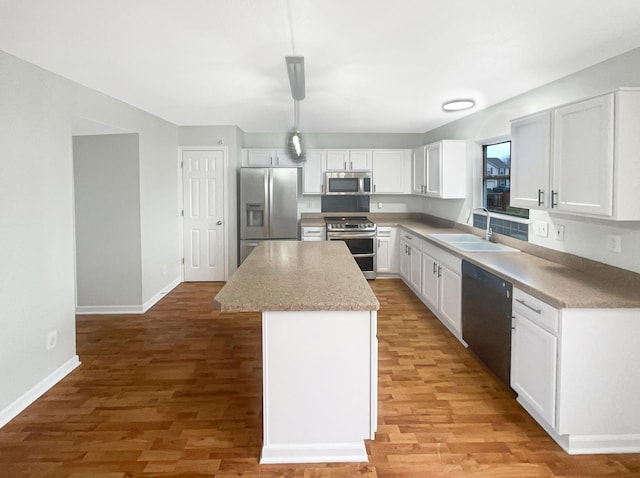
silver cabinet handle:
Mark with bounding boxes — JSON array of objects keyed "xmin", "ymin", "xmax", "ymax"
[
  {"xmin": 216, "ymin": 220, "xmax": 222, "ymax": 225},
  {"xmin": 373, "ymin": 184, "xmax": 377, "ymax": 193},
  {"xmin": 537, "ymin": 189, "xmax": 544, "ymax": 206},
  {"xmin": 350, "ymin": 161, "xmax": 353, "ymax": 169},
  {"xmin": 432, "ymin": 262, "xmax": 437, "ymax": 274},
  {"xmin": 551, "ymin": 190, "xmax": 558, "ymax": 208},
  {"xmin": 437, "ymin": 265, "xmax": 442, "ymax": 278},
  {"xmin": 515, "ymin": 298, "xmax": 542, "ymax": 314},
  {"xmin": 377, "ymin": 239, "xmax": 381, "ymax": 248},
  {"xmin": 344, "ymin": 161, "xmax": 347, "ymax": 170}
]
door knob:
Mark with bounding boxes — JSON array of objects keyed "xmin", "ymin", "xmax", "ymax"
[{"xmin": 216, "ymin": 221, "xmax": 222, "ymax": 225}]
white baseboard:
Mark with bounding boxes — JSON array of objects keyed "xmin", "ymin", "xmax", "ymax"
[
  {"xmin": 76, "ymin": 277, "xmax": 181, "ymax": 315},
  {"xmin": 517, "ymin": 396, "xmax": 640, "ymax": 454},
  {"xmin": 143, "ymin": 277, "xmax": 181, "ymax": 312},
  {"xmin": 0, "ymin": 355, "xmax": 81, "ymax": 429},
  {"xmin": 260, "ymin": 442, "xmax": 368, "ymax": 464}
]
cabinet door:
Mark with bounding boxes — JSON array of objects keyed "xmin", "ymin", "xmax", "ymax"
[
  {"xmin": 420, "ymin": 253, "xmax": 439, "ymax": 310},
  {"xmin": 425, "ymin": 142, "xmax": 442, "ymax": 197},
  {"xmin": 510, "ymin": 111, "xmax": 552, "ymax": 209},
  {"xmin": 349, "ymin": 150, "xmax": 372, "ymax": 170},
  {"xmin": 552, "ymin": 94, "xmax": 614, "ymax": 216},
  {"xmin": 376, "ymin": 228, "xmax": 398, "ymax": 273},
  {"xmin": 372, "ymin": 150, "xmax": 408, "ymax": 194},
  {"xmin": 409, "ymin": 247, "xmax": 422, "ymax": 292},
  {"xmin": 412, "ymin": 146, "xmax": 426, "ymax": 194},
  {"xmin": 511, "ymin": 312, "xmax": 558, "ymax": 427},
  {"xmin": 326, "ymin": 150, "xmax": 349, "ymax": 170},
  {"xmin": 399, "ymin": 240, "xmax": 410, "ymax": 282},
  {"xmin": 302, "ymin": 149, "xmax": 326, "ymax": 194},
  {"xmin": 247, "ymin": 149, "xmax": 275, "ymax": 166},
  {"xmin": 376, "ymin": 237, "xmax": 390, "ymax": 273},
  {"xmin": 438, "ymin": 266, "xmax": 461, "ymax": 334}
]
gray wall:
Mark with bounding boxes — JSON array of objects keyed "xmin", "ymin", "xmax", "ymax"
[
  {"xmin": 0, "ymin": 50, "xmax": 179, "ymax": 417},
  {"xmin": 419, "ymin": 46, "xmax": 640, "ymax": 273},
  {"xmin": 73, "ymin": 133, "xmax": 142, "ymax": 307}
]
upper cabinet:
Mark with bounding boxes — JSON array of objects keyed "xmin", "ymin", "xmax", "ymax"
[
  {"xmin": 300, "ymin": 148, "xmax": 411, "ymax": 195},
  {"xmin": 371, "ymin": 150, "xmax": 411, "ymax": 194},
  {"xmin": 243, "ymin": 149, "xmax": 302, "ymax": 167},
  {"xmin": 412, "ymin": 140, "xmax": 466, "ymax": 198},
  {"xmin": 510, "ymin": 88, "xmax": 640, "ymax": 220},
  {"xmin": 325, "ymin": 150, "xmax": 371, "ymax": 170},
  {"xmin": 510, "ymin": 111, "xmax": 552, "ymax": 209},
  {"xmin": 302, "ymin": 149, "xmax": 326, "ymax": 195}
]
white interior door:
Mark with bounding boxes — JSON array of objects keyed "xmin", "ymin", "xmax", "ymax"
[{"xmin": 183, "ymin": 149, "xmax": 225, "ymax": 281}]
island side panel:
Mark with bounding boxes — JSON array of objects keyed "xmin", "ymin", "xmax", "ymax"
[{"xmin": 261, "ymin": 310, "xmax": 376, "ymax": 464}]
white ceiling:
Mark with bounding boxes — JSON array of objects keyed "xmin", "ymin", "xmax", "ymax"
[{"xmin": 2, "ymin": 0, "xmax": 640, "ymax": 133}]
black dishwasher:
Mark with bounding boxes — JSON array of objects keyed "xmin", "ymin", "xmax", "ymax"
[{"xmin": 461, "ymin": 260, "xmax": 513, "ymax": 387}]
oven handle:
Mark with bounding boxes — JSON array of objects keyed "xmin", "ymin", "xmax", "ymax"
[{"xmin": 327, "ymin": 233, "xmax": 376, "ymax": 239}]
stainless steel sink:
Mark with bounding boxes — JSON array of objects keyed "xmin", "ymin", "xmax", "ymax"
[{"xmin": 429, "ymin": 233, "xmax": 519, "ymax": 253}]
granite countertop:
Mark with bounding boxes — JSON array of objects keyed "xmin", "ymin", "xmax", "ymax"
[
  {"xmin": 213, "ymin": 241, "xmax": 380, "ymax": 312},
  {"xmin": 297, "ymin": 213, "xmax": 640, "ymax": 309},
  {"xmin": 394, "ymin": 223, "xmax": 640, "ymax": 309}
]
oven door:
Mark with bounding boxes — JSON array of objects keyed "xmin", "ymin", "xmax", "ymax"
[{"xmin": 327, "ymin": 232, "xmax": 377, "ymax": 279}]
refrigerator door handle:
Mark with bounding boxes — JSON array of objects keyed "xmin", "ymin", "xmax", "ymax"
[{"xmin": 265, "ymin": 169, "xmax": 271, "ymax": 239}]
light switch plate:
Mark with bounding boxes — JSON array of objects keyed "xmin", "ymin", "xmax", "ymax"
[{"xmin": 554, "ymin": 225, "xmax": 565, "ymax": 241}]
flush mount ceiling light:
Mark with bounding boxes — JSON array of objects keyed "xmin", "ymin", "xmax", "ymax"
[
  {"xmin": 285, "ymin": 55, "xmax": 306, "ymax": 163},
  {"xmin": 442, "ymin": 99, "xmax": 475, "ymax": 112}
]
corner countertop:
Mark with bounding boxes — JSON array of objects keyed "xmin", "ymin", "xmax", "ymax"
[
  {"xmin": 213, "ymin": 241, "xmax": 380, "ymax": 313},
  {"xmin": 395, "ymin": 223, "xmax": 640, "ymax": 309},
  {"xmin": 299, "ymin": 213, "xmax": 640, "ymax": 309}
]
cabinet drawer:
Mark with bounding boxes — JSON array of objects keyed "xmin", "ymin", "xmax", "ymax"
[
  {"xmin": 513, "ymin": 288, "xmax": 559, "ymax": 333},
  {"xmin": 399, "ymin": 229, "xmax": 423, "ymax": 251},
  {"xmin": 302, "ymin": 226, "xmax": 325, "ymax": 240},
  {"xmin": 376, "ymin": 226, "xmax": 393, "ymax": 237},
  {"xmin": 422, "ymin": 240, "xmax": 461, "ymax": 273}
]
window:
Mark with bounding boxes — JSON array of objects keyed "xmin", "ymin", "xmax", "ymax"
[{"xmin": 483, "ymin": 141, "xmax": 528, "ymax": 218}]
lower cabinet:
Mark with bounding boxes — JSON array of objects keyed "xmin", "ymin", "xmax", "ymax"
[
  {"xmin": 511, "ymin": 288, "xmax": 558, "ymax": 427},
  {"xmin": 399, "ymin": 230, "xmax": 422, "ymax": 292},
  {"xmin": 510, "ymin": 287, "xmax": 640, "ymax": 454},
  {"xmin": 376, "ymin": 226, "xmax": 398, "ymax": 274},
  {"xmin": 420, "ymin": 240, "xmax": 462, "ymax": 337}
]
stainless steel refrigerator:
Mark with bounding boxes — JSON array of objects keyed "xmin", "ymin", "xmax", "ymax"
[{"xmin": 239, "ymin": 167, "xmax": 299, "ymax": 264}]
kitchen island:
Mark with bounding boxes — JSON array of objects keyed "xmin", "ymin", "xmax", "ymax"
[{"xmin": 214, "ymin": 240, "xmax": 379, "ymax": 464}]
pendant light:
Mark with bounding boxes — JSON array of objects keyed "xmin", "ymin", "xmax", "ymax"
[{"xmin": 285, "ymin": 56, "xmax": 306, "ymax": 163}]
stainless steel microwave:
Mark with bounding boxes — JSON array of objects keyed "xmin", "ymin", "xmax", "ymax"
[{"xmin": 324, "ymin": 171, "xmax": 372, "ymax": 195}]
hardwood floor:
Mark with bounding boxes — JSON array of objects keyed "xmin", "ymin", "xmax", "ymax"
[{"xmin": 1, "ymin": 279, "xmax": 639, "ymax": 477}]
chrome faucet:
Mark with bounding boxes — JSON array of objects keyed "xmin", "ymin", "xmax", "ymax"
[{"xmin": 467, "ymin": 207, "xmax": 493, "ymax": 241}]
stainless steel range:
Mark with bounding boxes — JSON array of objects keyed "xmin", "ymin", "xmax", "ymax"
[{"xmin": 325, "ymin": 216, "xmax": 377, "ymax": 279}]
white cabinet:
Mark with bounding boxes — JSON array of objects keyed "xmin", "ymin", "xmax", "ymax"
[
  {"xmin": 510, "ymin": 111, "xmax": 552, "ymax": 209},
  {"xmin": 376, "ymin": 226, "xmax": 398, "ymax": 274},
  {"xmin": 243, "ymin": 149, "xmax": 301, "ymax": 167},
  {"xmin": 510, "ymin": 88, "xmax": 640, "ymax": 220},
  {"xmin": 412, "ymin": 140, "xmax": 466, "ymax": 198},
  {"xmin": 372, "ymin": 150, "xmax": 411, "ymax": 194},
  {"xmin": 420, "ymin": 241, "xmax": 462, "ymax": 336},
  {"xmin": 302, "ymin": 149, "xmax": 326, "ymax": 194},
  {"xmin": 552, "ymin": 94, "xmax": 614, "ymax": 216},
  {"xmin": 301, "ymin": 226, "xmax": 325, "ymax": 241},
  {"xmin": 399, "ymin": 230, "xmax": 422, "ymax": 292},
  {"xmin": 510, "ymin": 288, "xmax": 640, "ymax": 454},
  {"xmin": 326, "ymin": 150, "xmax": 371, "ymax": 170},
  {"xmin": 511, "ymin": 288, "xmax": 558, "ymax": 427}
]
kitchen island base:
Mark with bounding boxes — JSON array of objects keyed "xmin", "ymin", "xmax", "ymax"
[{"xmin": 260, "ymin": 310, "xmax": 377, "ymax": 464}]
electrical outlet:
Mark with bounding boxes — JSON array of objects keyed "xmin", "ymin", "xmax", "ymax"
[
  {"xmin": 46, "ymin": 330, "xmax": 58, "ymax": 351},
  {"xmin": 554, "ymin": 225, "xmax": 565, "ymax": 241},
  {"xmin": 534, "ymin": 221, "xmax": 549, "ymax": 238},
  {"xmin": 377, "ymin": 202, "xmax": 383, "ymax": 209},
  {"xmin": 606, "ymin": 234, "xmax": 622, "ymax": 253}
]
